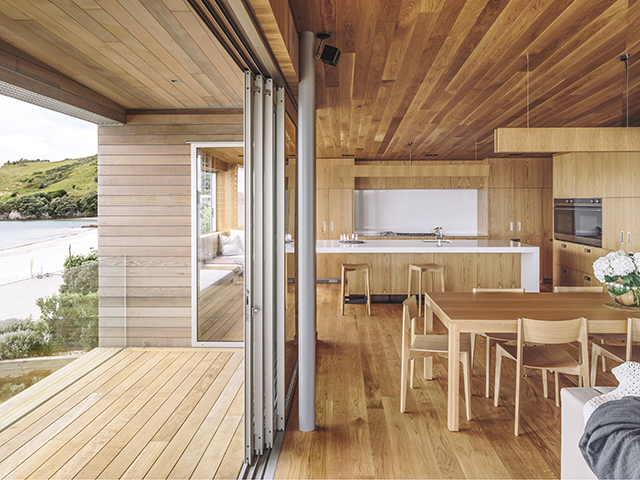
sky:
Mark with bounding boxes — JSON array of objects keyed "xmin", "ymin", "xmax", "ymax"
[{"xmin": 0, "ymin": 95, "xmax": 98, "ymax": 165}]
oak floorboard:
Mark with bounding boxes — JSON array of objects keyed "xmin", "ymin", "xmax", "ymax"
[{"xmin": 275, "ymin": 284, "xmax": 618, "ymax": 479}]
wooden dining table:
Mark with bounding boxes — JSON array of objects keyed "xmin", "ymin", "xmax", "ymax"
[{"xmin": 423, "ymin": 291, "xmax": 631, "ymax": 432}]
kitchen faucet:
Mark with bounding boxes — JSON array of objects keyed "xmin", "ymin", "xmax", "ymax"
[{"xmin": 433, "ymin": 226, "xmax": 444, "ymax": 239}]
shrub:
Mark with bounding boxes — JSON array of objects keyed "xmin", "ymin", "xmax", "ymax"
[
  {"xmin": 36, "ymin": 292, "xmax": 98, "ymax": 351},
  {"xmin": 16, "ymin": 195, "xmax": 48, "ymax": 217},
  {"xmin": 0, "ymin": 317, "xmax": 36, "ymax": 335},
  {"xmin": 49, "ymin": 196, "xmax": 77, "ymax": 218},
  {"xmin": 0, "ymin": 330, "xmax": 51, "ymax": 360},
  {"xmin": 60, "ymin": 251, "xmax": 98, "ymax": 295},
  {"xmin": 77, "ymin": 191, "xmax": 97, "ymax": 217},
  {"xmin": 47, "ymin": 189, "xmax": 67, "ymax": 201}
]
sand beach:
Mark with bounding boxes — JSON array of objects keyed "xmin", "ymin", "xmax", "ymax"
[{"xmin": 0, "ymin": 228, "xmax": 98, "ymax": 320}]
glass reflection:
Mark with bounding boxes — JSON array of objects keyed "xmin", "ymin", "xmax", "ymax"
[{"xmin": 197, "ymin": 147, "xmax": 244, "ymax": 343}]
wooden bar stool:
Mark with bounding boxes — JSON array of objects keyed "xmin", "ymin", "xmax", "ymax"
[
  {"xmin": 340, "ymin": 263, "xmax": 371, "ymax": 315},
  {"xmin": 407, "ymin": 264, "xmax": 445, "ymax": 316}
]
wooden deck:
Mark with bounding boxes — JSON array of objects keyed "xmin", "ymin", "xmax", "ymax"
[
  {"xmin": 0, "ymin": 347, "xmax": 244, "ymax": 479},
  {"xmin": 275, "ymin": 284, "xmax": 617, "ymax": 479}
]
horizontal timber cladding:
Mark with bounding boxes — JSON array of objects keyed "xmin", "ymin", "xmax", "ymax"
[{"xmin": 98, "ymin": 110, "xmax": 243, "ymax": 347}]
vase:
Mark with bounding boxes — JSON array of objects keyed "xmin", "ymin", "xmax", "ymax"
[{"xmin": 608, "ymin": 284, "xmax": 639, "ymax": 306}]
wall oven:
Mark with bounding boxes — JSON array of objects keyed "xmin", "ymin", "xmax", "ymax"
[{"xmin": 553, "ymin": 198, "xmax": 602, "ymax": 247}]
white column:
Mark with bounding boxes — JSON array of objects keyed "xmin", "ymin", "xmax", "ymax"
[{"xmin": 298, "ymin": 30, "xmax": 316, "ymax": 432}]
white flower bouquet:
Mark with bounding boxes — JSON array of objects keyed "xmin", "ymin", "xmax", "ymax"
[{"xmin": 593, "ymin": 250, "xmax": 640, "ymax": 306}]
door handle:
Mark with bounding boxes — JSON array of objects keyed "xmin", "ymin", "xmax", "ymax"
[
  {"xmin": 584, "ymin": 276, "xmax": 591, "ymax": 282},
  {"xmin": 561, "ymin": 268, "xmax": 567, "ymax": 273},
  {"xmin": 517, "ymin": 221, "xmax": 521, "ymax": 232},
  {"xmin": 510, "ymin": 221, "xmax": 513, "ymax": 232},
  {"xmin": 584, "ymin": 248, "xmax": 591, "ymax": 253},
  {"xmin": 622, "ymin": 231, "xmax": 625, "ymax": 244},
  {"xmin": 331, "ymin": 221, "xmax": 334, "ymax": 231},
  {"xmin": 629, "ymin": 232, "xmax": 632, "ymax": 246},
  {"xmin": 323, "ymin": 221, "xmax": 327, "ymax": 232},
  {"xmin": 561, "ymin": 244, "xmax": 567, "ymax": 249}
]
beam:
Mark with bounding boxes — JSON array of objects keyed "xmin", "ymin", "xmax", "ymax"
[
  {"xmin": 331, "ymin": 164, "xmax": 490, "ymax": 178},
  {"xmin": 494, "ymin": 127, "xmax": 640, "ymax": 153},
  {"xmin": 0, "ymin": 41, "xmax": 125, "ymax": 125},
  {"xmin": 245, "ymin": 0, "xmax": 299, "ymax": 97}
]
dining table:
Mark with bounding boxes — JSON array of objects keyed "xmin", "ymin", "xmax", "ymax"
[{"xmin": 423, "ymin": 290, "xmax": 631, "ymax": 432}]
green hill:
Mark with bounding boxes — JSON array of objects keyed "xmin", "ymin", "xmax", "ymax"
[{"xmin": 0, "ymin": 155, "xmax": 97, "ymax": 203}]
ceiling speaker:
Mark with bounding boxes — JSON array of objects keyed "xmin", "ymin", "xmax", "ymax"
[{"xmin": 320, "ymin": 45, "xmax": 340, "ymax": 67}]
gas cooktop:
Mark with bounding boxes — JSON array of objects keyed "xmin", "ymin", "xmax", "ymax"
[{"xmin": 379, "ymin": 232, "xmax": 437, "ymax": 237}]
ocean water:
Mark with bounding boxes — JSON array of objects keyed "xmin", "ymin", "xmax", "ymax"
[{"xmin": 0, "ymin": 218, "xmax": 97, "ymax": 251}]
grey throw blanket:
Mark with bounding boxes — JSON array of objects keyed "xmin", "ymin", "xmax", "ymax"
[{"xmin": 579, "ymin": 396, "xmax": 640, "ymax": 479}]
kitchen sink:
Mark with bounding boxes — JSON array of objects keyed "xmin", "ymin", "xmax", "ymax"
[{"xmin": 422, "ymin": 239, "xmax": 452, "ymax": 244}]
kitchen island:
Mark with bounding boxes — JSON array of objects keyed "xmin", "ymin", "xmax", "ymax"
[{"xmin": 315, "ymin": 239, "xmax": 540, "ymax": 293}]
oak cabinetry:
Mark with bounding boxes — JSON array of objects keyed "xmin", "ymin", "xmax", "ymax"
[
  {"xmin": 316, "ymin": 158, "xmax": 355, "ymax": 240},
  {"xmin": 603, "ymin": 197, "xmax": 640, "ymax": 252},
  {"xmin": 316, "ymin": 188, "xmax": 353, "ymax": 239},
  {"xmin": 488, "ymin": 188, "xmax": 542, "ymax": 237},
  {"xmin": 553, "ymin": 240, "xmax": 603, "ymax": 288}
]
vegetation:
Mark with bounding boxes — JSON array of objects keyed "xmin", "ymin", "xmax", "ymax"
[
  {"xmin": 0, "ymin": 318, "xmax": 52, "ymax": 360},
  {"xmin": 0, "ymin": 250, "xmax": 100, "ymax": 359},
  {"xmin": 0, "ymin": 154, "xmax": 97, "ymax": 205},
  {"xmin": 35, "ymin": 250, "xmax": 99, "ymax": 351}
]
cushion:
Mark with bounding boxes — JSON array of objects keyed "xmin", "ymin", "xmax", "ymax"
[
  {"xmin": 220, "ymin": 234, "xmax": 243, "ymax": 256},
  {"xmin": 230, "ymin": 228, "xmax": 244, "ymax": 252}
]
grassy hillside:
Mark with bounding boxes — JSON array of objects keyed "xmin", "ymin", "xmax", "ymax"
[{"xmin": 0, "ymin": 155, "xmax": 97, "ymax": 202}]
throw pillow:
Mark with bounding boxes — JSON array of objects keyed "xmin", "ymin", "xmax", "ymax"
[
  {"xmin": 230, "ymin": 228, "xmax": 244, "ymax": 252},
  {"xmin": 220, "ymin": 235, "xmax": 243, "ymax": 256}
]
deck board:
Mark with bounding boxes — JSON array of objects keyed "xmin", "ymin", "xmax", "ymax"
[
  {"xmin": 0, "ymin": 347, "xmax": 244, "ymax": 480},
  {"xmin": 275, "ymin": 284, "xmax": 618, "ymax": 479}
]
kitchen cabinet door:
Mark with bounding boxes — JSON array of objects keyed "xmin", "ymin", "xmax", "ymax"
[
  {"xmin": 603, "ymin": 198, "xmax": 626, "ymax": 251},
  {"xmin": 488, "ymin": 189, "xmax": 516, "ymax": 237},
  {"xmin": 316, "ymin": 188, "xmax": 329, "ymax": 240},
  {"xmin": 516, "ymin": 188, "xmax": 542, "ymax": 236},
  {"xmin": 328, "ymin": 188, "xmax": 354, "ymax": 239}
]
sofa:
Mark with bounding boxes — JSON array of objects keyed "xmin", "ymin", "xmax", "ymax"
[{"xmin": 561, "ymin": 386, "xmax": 615, "ymax": 479}]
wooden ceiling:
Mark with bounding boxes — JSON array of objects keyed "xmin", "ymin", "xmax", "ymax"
[
  {"xmin": 0, "ymin": 0, "xmax": 243, "ymax": 109},
  {"xmin": 290, "ymin": 0, "xmax": 640, "ymax": 160}
]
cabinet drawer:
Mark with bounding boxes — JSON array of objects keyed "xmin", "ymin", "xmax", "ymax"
[
  {"xmin": 553, "ymin": 264, "xmax": 598, "ymax": 287},
  {"xmin": 575, "ymin": 245, "xmax": 604, "ymax": 275},
  {"xmin": 553, "ymin": 240, "xmax": 574, "ymax": 268}
]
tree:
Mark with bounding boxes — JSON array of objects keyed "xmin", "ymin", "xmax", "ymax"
[
  {"xmin": 49, "ymin": 196, "xmax": 77, "ymax": 218},
  {"xmin": 77, "ymin": 191, "xmax": 97, "ymax": 216}
]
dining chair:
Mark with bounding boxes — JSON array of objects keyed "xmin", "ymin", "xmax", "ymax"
[
  {"xmin": 553, "ymin": 285, "xmax": 616, "ymax": 373},
  {"xmin": 591, "ymin": 317, "xmax": 640, "ymax": 386},
  {"xmin": 494, "ymin": 316, "xmax": 589, "ymax": 436},
  {"xmin": 553, "ymin": 286, "xmax": 604, "ymax": 293},
  {"xmin": 470, "ymin": 288, "xmax": 525, "ymax": 398},
  {"xmin": 400, "ymin": 296, "xmax": 472, "ymax": 421}
]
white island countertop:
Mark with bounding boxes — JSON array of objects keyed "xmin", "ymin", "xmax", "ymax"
[
  {"xmin": 316, "ymin": 239, "xmax": 539, "ymax": 253},
  {"xmin": 312, "ymin": 239, "xmax": 540, "ymax": 292}
]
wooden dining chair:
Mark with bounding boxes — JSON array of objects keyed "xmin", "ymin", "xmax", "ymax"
[
  {"xmin": 470, "ymin": 288, "xmax": 525, "ymax": 398},
  {"xmin": 553, "ymin": 285, "xmax": 616, "ymax": 373},
  {"xmin": 494, "ymin": 316, "xmax": 590, "ymax": 436},
  {"xmin": 400, "ymin": 296, "xmax": 472, "ymax": 421},
  {"xmin": 553, "ymin": 286, "xmax": 604, "ymax": 293},
  {"xmin": 591, "ymin": 317, "xmax": 640, "ymax": 386}
]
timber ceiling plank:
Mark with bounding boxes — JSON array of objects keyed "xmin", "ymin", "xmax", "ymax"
[
  {"xmin": 294, "ymin": 0, "xmax": 639, "ymax": 160},
  {"xmin": 0, "ymin": 0, "xmax": 243, "ymax": 110}
]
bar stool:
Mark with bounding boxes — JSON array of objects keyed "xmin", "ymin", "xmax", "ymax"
[
  {"xmin": 340, "ymin": 263, "xmax": 371, "ymax": 315},
  {"xmin": 407, "ymin": 263, "xmax": 445, "ymax": 316}
]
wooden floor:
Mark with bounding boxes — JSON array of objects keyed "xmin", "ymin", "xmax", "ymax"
[
  {"xmin": 198, "ymin": 275, "xmax": 244, "ymax": 342},
  {"xmin": 0, "ymin": 347, "xmax": 244, "ymax": 479},
  {"xmin": 275, "ymin": 284, "xmax": 618, "ymax": 479}
]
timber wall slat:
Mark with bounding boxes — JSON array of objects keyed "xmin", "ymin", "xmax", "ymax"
[{"xmin": 98, "ymin": 111, "xmax": 243, "ymax": 347}]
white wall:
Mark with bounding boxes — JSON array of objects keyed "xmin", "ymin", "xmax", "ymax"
[{"xmin": 354, "ymin": 189, "xmax": 478, "ymax": 235}]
